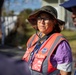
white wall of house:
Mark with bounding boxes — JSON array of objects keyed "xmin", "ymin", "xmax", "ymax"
[
  {"xmin": 2, "ymin": 16, "xmax": 17, "ymax": 36},
  {"xmin": 1, "ymin": 16, "xmax": 17, "ymax": 45}
]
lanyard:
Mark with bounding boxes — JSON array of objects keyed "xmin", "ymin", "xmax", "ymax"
[
  {"xmin": 28, "ymin": 42, "xmax": 42, "ymax": 65},
  {"xmin": 28, "ymin": 32, "xmax": 54, "ymax": 65}
]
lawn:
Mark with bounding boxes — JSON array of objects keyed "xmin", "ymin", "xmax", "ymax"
[{"xmin": 61, "ymin": 30, "xmax": 76, "ymax": 57}]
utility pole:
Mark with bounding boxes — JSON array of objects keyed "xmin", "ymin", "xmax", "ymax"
[
  {"xmin": 1, "ymin": 0, "xmax": 10, "ymax": 45},
  {"xmin": 58, "ymin": 0, "xmax": 61, "ymax": 19},
  {"xmin": 0, "ymin": 0, "xmax": 4, "ymax": 45}
]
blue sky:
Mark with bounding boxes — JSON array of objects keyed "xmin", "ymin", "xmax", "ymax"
[{"xmin": 5, "ymin": 0, "xmax": 42, "ymax": 13}]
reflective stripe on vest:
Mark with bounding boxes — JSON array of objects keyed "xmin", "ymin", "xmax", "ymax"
[
  {"xmin": 23, "ymin": 33, "xmax": 66, "ymax": 75},
  {"xmin": 27, "ymin": 34, "xmax": 37, "ymax": 48},
  {"xmin": 42, "ymin": 35, "xmax": 65, "ymax": 75}
]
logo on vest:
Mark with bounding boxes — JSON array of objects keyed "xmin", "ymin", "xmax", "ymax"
[{"xmin": 42, "ymin": 48, "xmax": 48, "ymax": 53}]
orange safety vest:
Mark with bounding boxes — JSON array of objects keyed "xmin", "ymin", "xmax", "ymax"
[{"xmin": 23, "ymin": 33, "xmax": 67, "ymax": 75}]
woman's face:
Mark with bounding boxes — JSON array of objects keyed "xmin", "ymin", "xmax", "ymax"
[{"xmin": 37, "ymin": 13, "xmax": 56, "ymax": 35}]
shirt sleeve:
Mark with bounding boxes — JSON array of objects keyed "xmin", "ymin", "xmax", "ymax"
[
  {"xmin": 57, "ymin": 62, "xmax": 72, "ymax": 72},
  {"xmin": 50, "ymin": 41, "xmax": 73, "ymax": 72}
]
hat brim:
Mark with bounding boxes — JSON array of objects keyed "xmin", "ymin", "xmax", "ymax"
[
  {"xmin": 60, "ymin": 0, "xmax": 76, "ymax": 12},
  {"xmin": 57, "ymin": 19, "xmax": 65, "ymax": 25},
  {"xmin": 28, "ymin": 10, "xmax": 65, "ymax": 29}
]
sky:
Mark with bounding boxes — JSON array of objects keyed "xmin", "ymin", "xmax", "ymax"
[{"xmin": 5, "ymin": 0, "xmax": 42, "ymax": 13}]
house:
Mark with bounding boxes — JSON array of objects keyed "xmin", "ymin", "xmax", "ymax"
[{"xmin": 1, "ymin": 16, "xmax": 17, "ymax": 45}]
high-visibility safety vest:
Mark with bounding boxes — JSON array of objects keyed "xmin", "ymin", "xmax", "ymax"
[{"xmin": 23, "ymin": 33, "xmax": 67, "ymax": 75}]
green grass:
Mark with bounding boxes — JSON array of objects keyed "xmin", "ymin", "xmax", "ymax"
[{"xmin": 61, "ymin": 30, "xmax": 76, "ymax": 55}]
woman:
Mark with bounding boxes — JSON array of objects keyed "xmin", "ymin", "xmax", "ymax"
[{"xmin": 23, "ymin": 6, "xmax": 72, "ymax": 75}]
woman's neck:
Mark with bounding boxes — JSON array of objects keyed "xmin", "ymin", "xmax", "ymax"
[{"xmin": 41, "ymin": 31, "xmax": 54, "ymax": 37}]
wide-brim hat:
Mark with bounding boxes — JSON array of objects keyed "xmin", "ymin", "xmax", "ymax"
[
  {"xmin": 60, "ymin": 0, "xmax": 76, "ymax": 12},
  {"xmin": 28, "ymin": 6, "xmax": 65, "ymax": 29}
]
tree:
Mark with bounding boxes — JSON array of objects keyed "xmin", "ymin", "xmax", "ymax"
[
  {"xmin": 1, "ymin": 0, "xmax": 39, "ymax": 46},
  {"xmin": 5, "ymin": 8, "xmax": 33, "ymax": 46},
  {"xmin": 0, "ymin": 0, "xmax": 4, "ymax": 44}
]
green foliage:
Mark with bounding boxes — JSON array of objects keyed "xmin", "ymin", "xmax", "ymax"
[{"xmin": 5, "ymin": 8, "xmax": 34, "ymax": 47}]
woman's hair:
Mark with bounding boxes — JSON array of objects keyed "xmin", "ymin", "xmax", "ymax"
[{"xmin": 53, "ymin": 24, "xmax": 61, "ymax": 33}]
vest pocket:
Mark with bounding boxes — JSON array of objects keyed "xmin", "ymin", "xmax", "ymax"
[
  {"xmin": 31, "ymin": 54, "xmax": 46, "ymax": 72},
  {"xmin": 22, "ymin": 50, "xmax": 30, "ymax": 62}
]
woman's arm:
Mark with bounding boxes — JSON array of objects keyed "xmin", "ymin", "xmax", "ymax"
[
  {"xmin": 60, "ymin": 70, "xmax": 71, "ymax": 75},
  {"xmin": 54, "ymin": 41, "xmax": 73, "ymax": 75}
]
